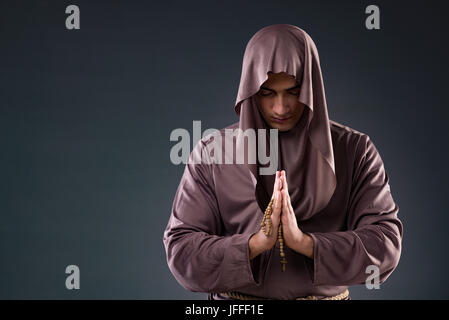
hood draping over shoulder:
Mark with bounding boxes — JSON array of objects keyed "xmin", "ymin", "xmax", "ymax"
[{"xmin": 234, "ymin": 24, "xmax": 336, "ymax": 220}]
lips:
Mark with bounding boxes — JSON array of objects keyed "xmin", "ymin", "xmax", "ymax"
[{"xmin": 272, "ymin": 116, "xmax": 292, "ymax": 123}]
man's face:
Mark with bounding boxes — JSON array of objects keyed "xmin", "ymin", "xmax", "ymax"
[{"xmin": 255, "ymin": 72, "xmax": 306, "ymax": 132}]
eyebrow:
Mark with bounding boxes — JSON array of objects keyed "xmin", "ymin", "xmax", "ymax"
[{"xmin": 260, "ymin": 84, "xmax": 300, "ymax": 92}]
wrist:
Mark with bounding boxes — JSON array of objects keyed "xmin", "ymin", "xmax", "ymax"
[
  {"xmin": 249, "ymin": 230, "xmax": 270, "ymax": 260},
  {"xmin": 296, "ymin": 233, "xmax": 314, "ymax": 259}
]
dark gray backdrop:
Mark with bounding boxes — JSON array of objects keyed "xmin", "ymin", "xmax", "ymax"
[{"xmin": 1, "ymin": 0, "xmax": 448, "ymax": 299}]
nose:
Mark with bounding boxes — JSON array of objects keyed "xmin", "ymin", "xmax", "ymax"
[{"xmin": 272, "ymin": 95, "xmax": 290, "ymax": 116}]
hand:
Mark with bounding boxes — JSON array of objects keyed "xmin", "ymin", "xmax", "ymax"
[
  {"xmin": 280, "ymin": 170, "xmax": 314, "ymax": 259},
  {"xmin": 249, "ymin": 171, "xmax": 282, "ymax": 259}
]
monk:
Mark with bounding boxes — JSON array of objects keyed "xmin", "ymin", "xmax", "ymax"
[{"xmin": 163, "ymin": 24, "xmax": 403, "ymax": 300}]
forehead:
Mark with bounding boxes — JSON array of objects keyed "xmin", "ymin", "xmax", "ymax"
[{"xmin": 262, "ymin": 72, "xmax": 298, "ymax": 89}]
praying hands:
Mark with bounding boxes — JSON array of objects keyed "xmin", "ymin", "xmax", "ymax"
[
  {"xmin": 279, "ymin": 170, "xmax": 314, "ymax": 259},
  {"xmin": 249, "ymin": 170, "xmax": 314, "ymax": 260}
]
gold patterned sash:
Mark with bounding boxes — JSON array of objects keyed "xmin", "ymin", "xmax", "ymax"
[{"xmin": 220, "ymin": 289, "xmax": 349, "ymax": 300}]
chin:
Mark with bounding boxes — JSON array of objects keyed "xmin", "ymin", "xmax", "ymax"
[{"xmin": 270, "ymin": 122, "xmax": 294, "ymax": 132}]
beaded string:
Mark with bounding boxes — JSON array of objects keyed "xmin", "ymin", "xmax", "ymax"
[
  {"xmin": 260, "ymin": 198, "xmax": 273, "ymax": 237},
  {"xmin": 260, "ymin": 197, "xmax": 287, "ymax": 272},
  {"xmin": 278, "ymin": 223, "xmax": 287, "ymax": 272}
]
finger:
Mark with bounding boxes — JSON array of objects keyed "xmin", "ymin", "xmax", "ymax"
[
  {"xmin": 276, "ymin": 170, "xmax": 281, "ymax": 191},
  {"xmin": 282, "ymin": 173, "xmax": 293, "ymax": 206},
  {"xmin": 277, "ymin": 171, "xmax": 282, "ymax": 191},
  {"xmin": 281, "ymin": 190, "xmax": 290, "ymax": 224},
  {"xmin": 271, "ymin": 171, "xmax": 279, "ymax": 200},
  {"xmin": 278, "ymin": 170, "xmax": 283, "ymax": 191},
  {"xmin": 281, "ymin": 189, "xmax": 289, "ymax": 214},
  {"xmin": 281, "ymin": 170, "xmax": 289, "ymax": 193},
  {"xmin": 272, "ymin": 190, "xmax": 282, "ymax": 220},
  {"xmin": 282, "ymin": 189, "xmax": 294, "ymax": 216}
]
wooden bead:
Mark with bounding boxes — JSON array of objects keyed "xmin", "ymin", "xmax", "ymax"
[{"xmin": 260, "ymin": 198, "xmax": 287, "ymax": 271}]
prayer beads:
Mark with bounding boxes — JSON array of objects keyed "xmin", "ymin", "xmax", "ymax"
[{"xmin": 260, "ymin": 197, "xmax": 287, "ymax": 272}]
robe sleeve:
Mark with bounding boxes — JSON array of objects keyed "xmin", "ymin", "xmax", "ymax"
[
  {"xmin": 163, "ymin": 139, "xmax": 260, "ymax": 293},
  {"xmin": 307, "ymin": 134, "xmax": 403, "ymax": 286}
]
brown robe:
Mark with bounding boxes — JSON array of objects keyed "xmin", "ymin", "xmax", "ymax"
[{"xmin": 163, "ymin": 24, "xmax": 402, "ymax": 299}]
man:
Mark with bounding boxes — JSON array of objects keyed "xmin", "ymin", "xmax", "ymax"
[{"xmin": 163, "ymin": 24, "xmax": 402, "ymax": 300}]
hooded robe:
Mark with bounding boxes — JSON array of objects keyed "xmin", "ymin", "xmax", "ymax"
[{"xmin": 163, "ymin": 24, "xmax": 403, "ymax": 300}]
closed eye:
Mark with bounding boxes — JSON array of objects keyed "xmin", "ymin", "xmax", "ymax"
[{"xmin": 259, "ymin": 91, "xmax": 273, "ymax": 96}]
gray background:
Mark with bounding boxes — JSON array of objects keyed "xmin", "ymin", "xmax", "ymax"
[{"xmin": 1, "ymin": 0, "xmax": 448, "ymax": 299}]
